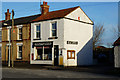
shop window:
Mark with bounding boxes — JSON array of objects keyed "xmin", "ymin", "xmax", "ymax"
[
  {"xmin": 67, "ymin": 50, "xmax": 75, "ymax": 59},
  {"xmin": 36, "ymin": 47, "xmax": 52, "ymax": 60},
  {"xmin": 34, "ymin": 24, "xmax": 41, "ymax": 39},
  {"xmin": 17, "ymin": 45, "xmax": 22, "ymax": 59},
  {"xmin": 51, "ymin": 22, "xmax": 57, "ymax": 37}
]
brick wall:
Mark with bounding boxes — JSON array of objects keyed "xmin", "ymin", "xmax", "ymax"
[{"xmin": 2, "ymin": 23, "xmax": 31, "ymax": 62}]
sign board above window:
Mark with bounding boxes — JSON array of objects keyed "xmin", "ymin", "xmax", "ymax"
[
  {"xmin": 33, "ymin": 41, "xmax": 53, "ymax": 47},
  {"xmin": 67, "ymin": 41, "xmax": 78, "ymax": 45}
]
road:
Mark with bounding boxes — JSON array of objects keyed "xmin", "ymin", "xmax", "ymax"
[{"xmin": 2, "ymin": 67, "xmax": 120, "ymax": 78}]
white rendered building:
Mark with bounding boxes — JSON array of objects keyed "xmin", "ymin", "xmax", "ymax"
[{"xmin": 30, "ymin": 2, "xmax": 93, "ymax": 66}]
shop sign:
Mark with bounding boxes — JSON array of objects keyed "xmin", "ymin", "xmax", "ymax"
[
  {"xmin": 67, "ymin": 41, "xmax": 78, "ymax": 45},
  {"xmin": 33, "ymin": 42, "xmax": 53, "ymax": 46}
]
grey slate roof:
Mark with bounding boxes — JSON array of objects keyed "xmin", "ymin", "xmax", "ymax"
[{"xmin": 2, "ymin": 14, "xmax": 41, "ymax": 27}]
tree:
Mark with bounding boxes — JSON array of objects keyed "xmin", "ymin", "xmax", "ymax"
[
  {"xmin": 106, "ymin": 25, "xmax": 118, "ymax": 48},
  {"xmin": 93, "ymin": 24, "xmax": 105, "ymax": 49}
]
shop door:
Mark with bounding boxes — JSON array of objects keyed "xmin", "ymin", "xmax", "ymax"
[{"xmin": 54, "ymin": 45, "xmax": 59, "ymax": 66}]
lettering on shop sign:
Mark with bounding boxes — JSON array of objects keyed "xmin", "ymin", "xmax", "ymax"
[
  {"xmin": 67, "ymin": 41, "xmax": 78, "ymax": 45},
  {"xmin": 33, "ymin": 42, "xmax": 53, "ymax": 46}
]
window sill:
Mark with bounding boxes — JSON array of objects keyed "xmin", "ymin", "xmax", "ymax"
[
  {"xmin": 33, "ymin": 38, "xmax": 41, "ymax": 40},
  {"xmin": 17, "ymin": 39, "xmax": 23, "ymax": 41},
  {"xmin": 48, "ymin": 37, "xmax": 58, "ymax": 39},
  {"xmin": 16, "ymin": 58, "xmax": 22, "ymax": 60}
]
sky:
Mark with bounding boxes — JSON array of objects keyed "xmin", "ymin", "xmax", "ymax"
[{"xmin": 1, "ymin": 2, "xmax": 119, "ymax": 47}]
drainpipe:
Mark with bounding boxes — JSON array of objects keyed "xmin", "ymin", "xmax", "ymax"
[
  {"xmin": 8, "ymin": 27, "xmax": 11, "ymax": 67},
  {"xmin": 43, "ymin": 46, "xmax": 44, "ymax": 60},
  {"xmin": 5, "ymin": 45, "xmax": 7, "ymax": 64}
]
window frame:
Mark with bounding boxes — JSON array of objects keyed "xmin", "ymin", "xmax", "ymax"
[
  {"xmin": 0, "ymin": 29, "xmax": 2, "ymax": 42},
  {"xmin": 0, "ymin": 46, "xmax": 1, "ymax": 57},
  {"xmin": 51, "ymin": 21, "xmax": 57, "ymax": 37},
  {"xmin": 34, "ymin": 24, "xmax": 41, "ymax": 39},
  {"xmin": 7, "ymin": 26, "xmax": 11, "ymax": 41},
  {"xmin": 17, "ymin": 44, "xmax": 23, "ymax": 59},
  {"xmin": 18, "ymin": 27, "xmax": 22, "ymax": 40},
  {"xmin": 67, "ymin": 50, "xmax": 75, "ymax": 59},
  {"xmin": 17, "ymin": 25, "xmax": 23, "ymax": 40}
]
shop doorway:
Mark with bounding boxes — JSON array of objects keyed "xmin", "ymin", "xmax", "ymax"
[{"xmin": 54, "ymin": 45, "xmax": 59, "ymax": 66}]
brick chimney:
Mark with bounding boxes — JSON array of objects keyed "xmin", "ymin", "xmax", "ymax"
[
  {"xmin": 40, "ymin": 1, "xmax": 49, "ymax": 15},
  {"xmin": 5, "ymin": 9, "xmax": 11, "ymax": 21}
]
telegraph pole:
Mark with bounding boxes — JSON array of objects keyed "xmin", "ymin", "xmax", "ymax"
[{"xmin": 12, "ymin": 9, "xmax": 14, "ymax": 68}]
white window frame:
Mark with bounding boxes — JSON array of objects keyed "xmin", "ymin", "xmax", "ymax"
[
  {"xmin": 50, "ymin": 21, "xmax": 57, "ymax": 37},
  {"xmin": 0, "ymin": 29, "xmax": 2, "ymax": 42},
  {"xmin": 34, "ymin": 24, "xmax": 41, "ymax": 39},
  {"xmin": 7, "ymin": 26, "xmax": 11, "ymax": 41},
  {"xmin": 17, "ymin": 43, "xmax": 23, "ymax": 59},
  {"xmin": 17, "ymin": 25, "xmax": 23, "ymax": 40},
  {"xmin": 0, "ymin": 46, "xmax": 1, "ymax": 57}
]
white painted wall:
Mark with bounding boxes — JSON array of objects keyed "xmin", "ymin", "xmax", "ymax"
[
  {"xmin": 30, "ymin": 7, "xmax": 93, "ymax": 66},
  {"xmin": 30, "ymin": 19, "xmax": 65, "ymax": 64},
  {"xmin": 63, "ymin": 18, "xmax": 93, "ymax": 66},
  {"xmin": 65, "ymin": 7, "xmax": 93, "ymax": 24},
  {"xmin": 114, "ymin": 46, "xmax": 120, "ymax": 68}
]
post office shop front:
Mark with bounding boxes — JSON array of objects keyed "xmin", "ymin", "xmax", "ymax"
[{"xmin": 31, "ymin": 41, "xmax": 59, "ymax": 65}]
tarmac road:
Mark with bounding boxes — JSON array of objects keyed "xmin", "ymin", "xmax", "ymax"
[{"xmin": 2, "ymin": 67, "xmax": 120, "ymax": 78}]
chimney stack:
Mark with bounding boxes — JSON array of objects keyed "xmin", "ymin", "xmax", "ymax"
[
  {"xmin": 5, "ymin": 9, "xmax": 11, "ymax": 21},
  {"xmin": 40, "ymin": 1, "xmax": 49, "ymax": 15}
]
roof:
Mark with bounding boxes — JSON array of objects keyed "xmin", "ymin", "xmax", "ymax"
[
  {"xmin": 114, "ymin": 37, "xmax": 120, "ymax": 46},
  {"xmin": 96, "ymin": 46, "xmax": 106, "ymax": 49},
  {"xmin": 2, "ymin": 14, "xmax": 41, "ymax": 27},
  {"xmin": 31, "ymin": 6, "xmax": 79, "ymax": 22},
  {"xmin": 2, "ymin": 6, "xmax": 92, "ymax": 27}
]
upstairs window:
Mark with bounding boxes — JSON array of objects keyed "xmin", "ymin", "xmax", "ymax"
[
  {"xmin": 34, "ymin": 24, "xmax": 41, "ymax": 39},
  {"xmin": 17, "ymin": 25, "xmax": 23, "ymax": 40},
  {"xmin": 18, "ymin": 27, "xmax": 22, "ymax": 40},
  {"xmin": 0, "ymin": 29, "xmax": 2, "ymax": 42},
  {"xmin": 51, "ymin": 22, "xmax": 57, "ymax": 37},
  {"xmin": 8, "ymin": 27, "xmax": 11, "ymax": 41}
]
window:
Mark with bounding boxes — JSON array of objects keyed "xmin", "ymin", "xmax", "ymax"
[
  {"xmin": 67, "ymin": 50, "xmax": 75, "ymax": 59},
  {"xmin": 51, "ymin": 22, "xmax": 57, "ymax": 37},
  {"xmin": 19, "ymin": 28, "xmax": 22, "ymax": 40},
  {"xmin": 34, "ymin": 24, "xmax": 41, "ymax": 39},
  {"xmin": 8, "ymin": 28, "xmax": 11, "ymax": 41},
  {"xmin": 17, "ymin": 45, "xmax": 22, "ymax": 59},
  {"xmin": 18, "ymin": 27, "xmax": 22, "ymax": 40},
  {"xmin": 0, "ymin": 47, "xmax": 1, "ymax": 57},
  {"xmin": 0, "ymin": 29, "xmax": 2, "ymax": 42}
]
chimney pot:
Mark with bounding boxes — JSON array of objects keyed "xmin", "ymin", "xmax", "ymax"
[
  {"xmin": 7, "ymin": 9, "xmax": 9, "ymax": 12},
  {"xmin": 45, "ymin": 2, "xmax": 47, "ymax": 5},
  {"xmin": 5, "ymin": 9, "xmax": 11, "ymax": 21},
  {"xmin": 40, "ymin": 1, "xmax": 49, "ymax": 15},
  {"xmin": 43, "ymin": 1, "xmax": 45, "ymax": 5}
]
